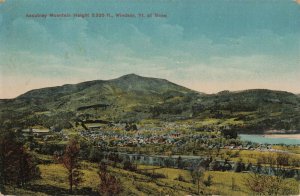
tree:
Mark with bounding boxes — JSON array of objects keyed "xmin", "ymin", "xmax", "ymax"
[
  {"xmin": 164, "ymin": 157, "xmax": 173, "ymax": 167},
  {"xmin": 231, "ymin": 177, "xmax": 236, "ymax": 191},
  {"xmin": 245, "ymin": 152, "xmax": 298, "ymax": 195},
  {"xmin": 257, "ymin": 152, "xmax": 296, "ymax": 178},
  {"xmin": 123, "ymin": 160, "xmax": 137, "ymax": 171},
  {"xmin": 88, "ymin": 147, "xmax": 103, "ymax": 163},
  {"xmin": 107, "ymin": 152, "xmax": 122, "ymax": 167},
  {"xmin": 125, "ymin": 123, "xmax": 138, "ymax": 131},
  {"xmin": 234, "ymin": 159, "xmax": 245, "ymax": 172},
  {"xmin": 175, "ymin": 174, "xmax": 186, "ymax": 182},
  {"xmin": 0, "ymin": 131, "xmax": 40, "ymax": 193},
  {"xmin": 0, "ymin": 131, "xmax": 19, "ymax": 190},
  {"xmin": 203, "ymin": 175, "xmax": 213, "ymax": 187},
  {"xmin": 177, "ymin": 156, "xmax": 183, "ymax": 169},
  {"xmin": 191, "ymin": 166, "xmax": 205, "ymax": 195},
  {"xmin": 245, "ymin": 172, "xmax": 287, "ymax": 195},
  {"xmin": 17, "ymin": 147, "xmax": 41, "ymax": 187},
  {"xmin": 98, "ymin": 162, "xmax": 122, "ymax": 195},
  {"xmin": 245, "ymin": 162, "xmax": 253, "ymax": 171},
  {"xmin": 221, "ymin": 129, "xmax": 238, "ymax": 139},
  {"xmin": 60, "ymin": 138, "xmax": 83, "ymax": 194},
  {"xmin": 209, "ymin": 160, "xmax": 221, "ymax": 171},
  {"xmin": 222, "ymin": 158, "xmax": 232, "ymax": 171}
]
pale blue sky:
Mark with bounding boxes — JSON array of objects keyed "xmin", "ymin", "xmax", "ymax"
[{"xmin": 0, "ymin": 0, "xmax": 299, "ymax": 98}]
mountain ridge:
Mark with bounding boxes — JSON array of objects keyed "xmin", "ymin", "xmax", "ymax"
[
  {"xmin": 16, "ymin": 74, "xmax": 197, "ymax": 100},
  {"xmin": 11, "ymin": 74, "xmax": 297, "ymax": 100},
  {"xmin": 1, "ymin": 74, "xmax": 300, "ymax": 133}
]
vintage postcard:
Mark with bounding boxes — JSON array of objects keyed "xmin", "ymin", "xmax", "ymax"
[{"xmin": 0, "ymin": 0, "xmax": 299, "ymax": 195}]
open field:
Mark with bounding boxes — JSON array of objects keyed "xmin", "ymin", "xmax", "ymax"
[
  {"xmin": 273, "ymin": 145, "xmax": 300, "ymax": 154},
  {"xmin": 6, "ymin": 161, "xmax": 299, "ymax": 196}
]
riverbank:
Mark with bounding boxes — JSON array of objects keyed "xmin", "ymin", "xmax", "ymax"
[
  {"xmin": 263, "ymin": 134, "xmax": 300, "ymax": 140},
  {"xmin": 264, "ymin": 130, "xmax": 300, "ymax": 134}
]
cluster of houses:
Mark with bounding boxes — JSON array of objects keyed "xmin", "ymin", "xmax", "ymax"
[
  {"xmin": 79, "ymin": 127, "xmax": 279, "ymax": 153},
  {"xmin": 80, "ymin": 129, "xmax": 182, "ymax": 146},
  {"xmin": 16, "ymin": 123, "xmax": 294, "ymax": 154},
  {"xmin": 182, "ymin": 134, "xmax": 281, "ymax": 152}
]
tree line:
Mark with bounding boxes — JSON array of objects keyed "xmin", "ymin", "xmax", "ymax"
[{"xmin": 0, "ymin": 131, "xmax": 40, "ymax": 194}]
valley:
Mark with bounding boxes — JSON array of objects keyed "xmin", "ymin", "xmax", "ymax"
[{"xmin": 1, "ymin": 74, "xmax": 299, "ymax": 195}]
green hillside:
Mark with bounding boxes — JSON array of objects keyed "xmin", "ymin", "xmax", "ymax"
[{"xmin": 1, "ymin": 74, "xmax": 299, "ymax": 133}]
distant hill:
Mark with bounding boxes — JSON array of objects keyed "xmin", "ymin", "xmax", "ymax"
[
  {"xmin": 1, "ymin": 74, "xmax": 299, "ymax": 133},
  {"xmin": 198, "ymin": 89, "xmax": 300, "ymax": 133}
]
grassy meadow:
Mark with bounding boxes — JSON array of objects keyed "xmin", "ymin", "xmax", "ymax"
[{"xmin": 4, "ymin": 161, "xmax": 300, "ymax": 196}]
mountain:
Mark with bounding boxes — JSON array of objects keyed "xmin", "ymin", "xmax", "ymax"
[
  {"xmin": 1, "ymin": 74, "xmax": 300, "ymax": 133},
  {"xmin": 0, "ymin": 74, "xmax": 198, "ymax": 128},
  {"xmin": 12, "ymin": 74, "xmax": 196, "ymax": 113},
  {"xmin": 17, "ymin": 74, "xmax": 193, "ymax": 100}
]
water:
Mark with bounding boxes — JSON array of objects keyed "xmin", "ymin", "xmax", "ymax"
[{"xmin": 239, "ymin": 134, "xmax": 300, "ymax": 145}]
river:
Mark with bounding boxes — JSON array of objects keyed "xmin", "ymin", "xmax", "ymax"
[{"xmin": 239, "ymin": 134, "xmax": 300, "ymax": 145}]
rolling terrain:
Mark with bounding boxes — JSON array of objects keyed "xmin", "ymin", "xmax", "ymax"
[{"xmin": 1, "ymin": 74, "xmax": 300, "ymax": 133}]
